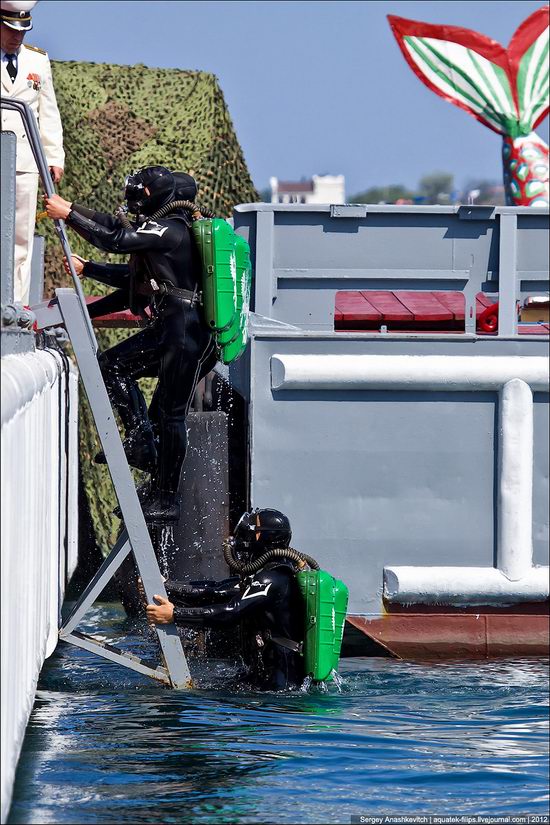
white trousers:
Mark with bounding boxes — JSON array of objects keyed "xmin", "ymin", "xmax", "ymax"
[{"xmin": 13, "ymin": 171, "xmax": 39, "ymax": 305}]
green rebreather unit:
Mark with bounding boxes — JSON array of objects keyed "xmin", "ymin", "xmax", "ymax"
[
  {"xmin": 192, "ymin": 218, "xmax": 252, "ymax": 365},
  {"xmin": 219, "ymin": 235, "xmax": 251, "ymax": 365},
  {"xmin": 193, "ymin": 218, "xmax": 238, "ymax": 333},
  {"xmin": 296, "ymin": 569, "xmax": 349, "ymax": 682}
]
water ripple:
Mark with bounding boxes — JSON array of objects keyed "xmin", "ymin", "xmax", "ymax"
[{"xmin": 8, "ymin": 605, "xmax": 549, "ymax": 824}]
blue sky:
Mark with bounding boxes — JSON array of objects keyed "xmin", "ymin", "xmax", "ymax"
[{"xmin": 32, "ymin": 0, "xmax": 548, "ymax": 196}]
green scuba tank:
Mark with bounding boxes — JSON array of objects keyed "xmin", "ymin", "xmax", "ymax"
[
  {"xmin": 296, "ymin": 569, "xmax": 349, "ymax": 682},
  {"xmin": 192, "ymin": 218, "xmax": 251, "ymax": 364}
]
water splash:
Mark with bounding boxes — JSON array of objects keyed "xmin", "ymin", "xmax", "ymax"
[
  {"xmin": 157, "ymin": 526, "xmax": 174, "ymax": 578},
  {"xmin": 300, "ymin": 675, "xmax": 313, "ymax": 693},
  {"xmin": 331, "ymin": 669, "xmax": 345, "ymax": 693},
  {"xmin": 300, "ymin": 670, "xmax": 346, "ymax": 693}
]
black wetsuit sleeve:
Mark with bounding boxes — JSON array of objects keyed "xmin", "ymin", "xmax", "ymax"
[
  {"xmin": 173, "ymin": 597, "xmax": 261, "ymax": 627},
  {"xmin": 165, "ymin": 577, "xmax": 240, "ymax": 606},
  {"xmin": 66, "ymin": 209, "xmax": 179, "ymax": 255},
  {"xmin": 71, "ymin": 202, "xmax": 122, "ymax": 230},
  {"xmin": 82, "ymin": 260, "xmax": 130, "ymax": 289},
  {"xmin": 172, "ymin": 570, "xmax": 289, "ymax": 628}
]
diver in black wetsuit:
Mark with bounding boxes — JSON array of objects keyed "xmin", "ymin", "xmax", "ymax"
[
  {"xmin": 146, "ymin": 509, "xmax": 306, "ymax": 690},
  {"xmin": 45, "ymin": 168, "xmax": 217, "ymax": 524}
]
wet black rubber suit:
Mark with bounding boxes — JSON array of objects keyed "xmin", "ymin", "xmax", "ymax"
[
  {"xmin": 66, "ymin": 201, "xmax": 217, "ymax": 519},
  {"xmin": 165, "ymin": 562, "xmax": 305, "ymax": 690}
]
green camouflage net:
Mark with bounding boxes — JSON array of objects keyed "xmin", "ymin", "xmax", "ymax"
[{"xmin": 39, "ymin": 60, "xmax": 258, "ymax": 554}]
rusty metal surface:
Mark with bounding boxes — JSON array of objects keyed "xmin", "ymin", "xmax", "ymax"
[{"xmin": 347, "ymin": 611, "xmax": 550, "ymax": 659}]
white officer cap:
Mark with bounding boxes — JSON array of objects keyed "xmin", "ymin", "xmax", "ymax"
[{"xmin": 1, "ymin": 0, "xmax": 37, "ymax": 31}]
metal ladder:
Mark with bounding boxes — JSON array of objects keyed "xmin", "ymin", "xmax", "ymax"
[{"xmin": 1, "ymin": 97, "xmax": 192, "ymax": 688}]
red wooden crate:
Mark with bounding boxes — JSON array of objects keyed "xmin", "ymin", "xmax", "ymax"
[
  {"xmin": 393, "ymin": 291, "xmax": 454, "ymax": 322},
  {"xmin": 360, "ymin": 291, "xmax": 413, "ymax": 322},
  {"xmin": 335, "ymin": 291, "xmax": 381, "ymax": 322}
]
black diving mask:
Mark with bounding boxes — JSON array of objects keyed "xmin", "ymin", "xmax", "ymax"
[{"xmin": 124, "ymin": 172, "xmax": 146, "ymax": 215}]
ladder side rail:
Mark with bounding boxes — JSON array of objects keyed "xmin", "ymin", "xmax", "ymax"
[
  {"xmin": 60, "ymin": 529, "xmax": 131, "ymax": 636},
  {"xmin": 56, "ymin": 289, "xmax": 192, "ymax": 688},
  {"xmin": 64, "ymin": 632, "xmax": 171, "ymax": 685},
  {"xmin": 0, "ymin": 97, "xmax": 95, "ymax": 347}
]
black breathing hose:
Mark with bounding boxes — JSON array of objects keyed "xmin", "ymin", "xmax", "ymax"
[
  {"xmin": 223, "ymin": 541, "xmax": 320, "ymax": 576},
  {"xmin": 151, "ymin": 200, "xmax": 217, "ymax": 221},
  {"xmin": 115, "ymin": 207, "xmax": 134, "ymax": 229},
  {"xmin": 115, "ymin": 200, "xmax": 216, "ymax": 228}
]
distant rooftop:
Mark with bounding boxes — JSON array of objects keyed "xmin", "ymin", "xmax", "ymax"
[{"xmin": 276, "ymin": 180, "xmax": 315, "ymax": 194}]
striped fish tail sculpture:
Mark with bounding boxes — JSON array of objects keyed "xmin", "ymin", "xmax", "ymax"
[{"xmin": 388, "ymin": 7, "xmax": 549, "ymax": 207}]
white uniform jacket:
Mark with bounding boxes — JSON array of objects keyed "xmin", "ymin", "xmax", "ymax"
[{"xmin": 1, "ymin": 43, "xmax": 64, "ymax": 172}]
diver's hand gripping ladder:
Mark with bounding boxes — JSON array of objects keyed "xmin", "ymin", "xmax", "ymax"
[{"xmin": 1, "ymin": 97, "xmax": 191, "ymax": 689}]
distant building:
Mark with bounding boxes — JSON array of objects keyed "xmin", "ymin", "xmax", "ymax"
[{"xmin": 270, "ymin": 174, "xmax": 345, "ymax": 204}]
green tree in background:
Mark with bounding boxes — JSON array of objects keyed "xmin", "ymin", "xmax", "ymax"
[
  {"xmin": 462, "ymin": 179, "xmax": 506, "ymax": 205},
  {"xmin": 350, "ymin": 183, "xmax": 415, "ymax": 204},
  {"xmin": 350, "ymin": 171, "xmax": 455, "ymax": 205},
  {"xmin": 418, "ymin": 171, "xmax": 454, "ymax": 204}
]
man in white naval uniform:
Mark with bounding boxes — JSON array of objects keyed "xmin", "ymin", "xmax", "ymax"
[{"xmin": 1, "ymin": 0, "xmax": 64, "ymax": 304}]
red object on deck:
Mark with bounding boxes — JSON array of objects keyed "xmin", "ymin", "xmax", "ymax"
[
  {"xmin": 430, "ymin": 291, "xmax": 466, "ymax": 321},
  {"xmin": 389, "ymin": 291, "xmax": 454, "ymax": 322},
  {"xmin": 335, "ymin": 291, "xmax": 380, "ymax": 323},
  {"xmin": 477, "ymin": 302, "xmax": 500, "ymax": 333},
  {"xmin": 335, "ymin": 291, "xmax": 548, "ymax": 335},
  {"xmin": 361, "ymin": 290, "xmax": 413, "ymax": 322}
]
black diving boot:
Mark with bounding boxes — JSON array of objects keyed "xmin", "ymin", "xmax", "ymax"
[
  {"xmin": 140, "ymin": 491, "xmax": 181, "ymax": 524},
  {"xmin": 112, "ymin": 480, "xmax": 151, "ymax": 520},
  {"xmin": 95, "ymin": 423, "xmax": 158, "ymax": 473}
]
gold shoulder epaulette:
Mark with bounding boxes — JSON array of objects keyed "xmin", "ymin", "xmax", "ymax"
[{"xmin": 24, "ymin": 44, "xmax": 47, "ymax": 55}]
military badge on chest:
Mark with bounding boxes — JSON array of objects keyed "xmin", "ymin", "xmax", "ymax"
[{"xmin": 27, "ymin": 72, "xmax": 41, "ymax": 91}]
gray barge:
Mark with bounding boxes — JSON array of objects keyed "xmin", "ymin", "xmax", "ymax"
[{"xmin": 225, "ymin": 202, "xmax": 549, "ymax": 658}]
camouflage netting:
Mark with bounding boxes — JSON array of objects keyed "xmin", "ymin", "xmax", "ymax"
[{"xmin": 38, "ymin": 60, "xmax": 258, "ymax": 554}]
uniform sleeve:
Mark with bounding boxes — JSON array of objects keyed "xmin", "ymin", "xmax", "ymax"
[
  {"xmin": 38, "ymin": 53, "xmax": 64, "ymax": 169},
  {"xmin": 66, "ymin": 210, "xmax": 179, "ymax": 255}
]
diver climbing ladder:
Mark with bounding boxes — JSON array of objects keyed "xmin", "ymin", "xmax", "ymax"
[{"xmin": 1, "ymin": 97, "xmax": 191, "ymax": 688}]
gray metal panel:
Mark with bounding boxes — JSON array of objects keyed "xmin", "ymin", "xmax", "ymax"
[
  {"xmin": 0, "ymin": 328, "xmax": 34, "ymax": 356},
  {"xmin": 1, "ymin": 131, "xmax": 16, "ymax": 305},
  {"xmin": 234, "ymin": 204, "xmax": 549, "ymax": 331},
  {"xmin": 247, "ymin": 333, "xmax": 549, "ymax": 616}
]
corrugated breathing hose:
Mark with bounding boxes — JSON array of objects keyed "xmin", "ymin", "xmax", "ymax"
[
  {"xmin": 115, "ymin": 200, "xmax": 216, "ymax": 229},
  {"xmin": 151, "ymin": 200, "xmax": 217, "ymax": 221},
  {"xmin": 115, "ymin": 207, "xmax": 134, "ymax": 229},
  {"xmin": 223, "ymin": 540, "xmax": 320, "ymax": 576}
]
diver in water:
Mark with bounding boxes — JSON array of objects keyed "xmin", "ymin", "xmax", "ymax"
[
  {"xmin": 146, "ymin": 509, "xmax": 313, "ymax": 690},
  {"xmin": 45, "ymin": 167, "xmax": 217, "ymax": 523}
]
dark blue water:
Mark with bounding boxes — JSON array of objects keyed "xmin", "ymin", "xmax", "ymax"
[{"xmin": 8, "ymin": 605, "xmax": 550, "ymax": 824}]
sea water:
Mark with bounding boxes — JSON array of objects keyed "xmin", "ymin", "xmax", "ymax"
[{"xmin": 8, "ymin": 604, "xmax": 550, "ymax": 824}]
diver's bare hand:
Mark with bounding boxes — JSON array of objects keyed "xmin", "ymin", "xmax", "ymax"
[
  {"xmin": 44, "ymin": 193, "xmax": 72, "ymax": 220},
  {"xmin": 64, "ymin": 255, "xmax": 87, "ymax": 278},
  {"xmin": 146, "ymin": 595, "xmax": 174, "ymax": 624}
]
